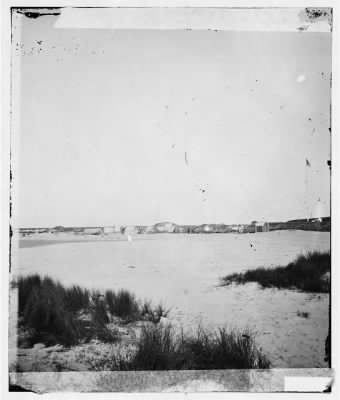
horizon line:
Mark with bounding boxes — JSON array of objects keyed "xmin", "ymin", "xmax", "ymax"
[{"xmin": 14, "ymin": 216, "xmax": 331, "ymax": 230}]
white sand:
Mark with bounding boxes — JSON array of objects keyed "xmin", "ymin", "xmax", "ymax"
[{"xmin": 11, "ymin": 230, "xmax": 330, "ymax": 368}]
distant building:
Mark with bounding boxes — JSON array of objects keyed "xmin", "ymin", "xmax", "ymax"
[
  {"xmin": 254, "ymin": 222, "xmax": 270, "ymax": 233},
  {"xmin": 124, "ymin": 226, "xmax": 139, "ymax": 235},
  {"xmin": 51, "ymin": 226, "xmax": 65, "ymax": 233},
  {"xmin": 192, "ymin": 224, "xmax": 213, "ymax": 233},
  {"xmin": 213, "ymin": 224, "xmax": 232, "ymax": 233},
  {"xmin": 238, "ymin": 225, "xmax": 245, "ymax": 233},
  {"xmin": 244, "ymin": 224, "xmax": 255, "ymax": 233},
  {"xmin": 19, "ymin": 227, "xmax": 46, "ymax": 236},
  {"xmin": 137, "ymin": 226, "xmax": 147, "ymax": 234},
  {"xmin": 71, "ymin": 227, "xmax": 84, "ymax": 234},
  {"xmin": 268, "ymin": 222, "xmax": 284, "ymax": 231},
  {"xmin": 224, "ymin": 225, "xmax": 233, "ymax": 233},
  {"xmin": 201, "ymin": 224, "xmax": 213, "ymax": 233},
  {"xmin": 174, "ymin": 226, "xmax": 187, "ymax": 233},
  {"xmin": 176, "ymin": 225, "xmax": 198, "ymax": 233},
  {"xmin": 103, "ymin": 226, "xmax": 115, "ymax": 234},
  {"xmin": 153, "ymin": 222, "xmax": 177, "ymax": 233},
  {"xmin": 230, "ymin": 225, "xmax": 245, "ymax": 233},
  {"xmin": 145, "ymin": 225, "xmax": 156, "ymax": 233},
  {"xmin": 83, "ymin": 227, "xmax": 103, "ymax": 235}
]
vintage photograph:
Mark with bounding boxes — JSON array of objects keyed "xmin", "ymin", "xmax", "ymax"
[{"xmin": 8, "ymin": 6, "xmax": 333, "ymax": 392}]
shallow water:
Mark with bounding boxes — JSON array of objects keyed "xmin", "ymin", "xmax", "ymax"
[{"xmin": 12, "ymin": 230, "xmax": 330, "ymax": 367}]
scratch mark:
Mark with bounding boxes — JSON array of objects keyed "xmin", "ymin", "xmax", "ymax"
[{"xmin": 184, "ymin": 152, "xmax": 188, "ymax": 166}]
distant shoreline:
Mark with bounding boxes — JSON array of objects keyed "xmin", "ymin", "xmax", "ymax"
[
  {"xmin": 16, "ymin": 229, "xmax": 331, "ymax": 249},
  {"xmin": 15, "ymin": 216, "xmax": 331, "ymax": 237}
]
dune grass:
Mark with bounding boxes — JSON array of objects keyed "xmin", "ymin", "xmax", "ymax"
[
  {"xmin": 14, "ymin": 274, "xmax": 169, "ymax": 347},
  {"xmin": 16, "ymin": 274, "xmax": 114, "ymax": 346},
  {"xmin": 107, "ymin": 323, "xmax": 270, "ymax": 370},
  {"xmin": 139, "ymin": 300, "xmax": 170, "ymax": 323},
  {"xmin": 221, "ymin": 251, "xmax": 330, "ymax": 293},
  {"xmin": 104, "ymin": 289, "xmax": 139, "ymax": 319},
  {"xmin": 14, "ymin": 274, "xmax": 271, "ymax": 370}
]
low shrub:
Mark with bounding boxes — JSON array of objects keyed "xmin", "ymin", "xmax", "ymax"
[{"xmin": 221, "ymin": 251, "xmax": 330, "ymax": 293}]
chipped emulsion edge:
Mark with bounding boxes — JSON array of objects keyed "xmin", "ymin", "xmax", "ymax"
[
  {"xmin": 8, "ymin": 369, "xmax": 335, "ymax": 393},
  {"xmin": 52, "ymin": 7, "xmax": 332, "ymax": 32}
]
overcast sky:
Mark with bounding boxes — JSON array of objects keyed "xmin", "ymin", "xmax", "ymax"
[{"xmin": 13, "ymin": 13, "xmax": 331, "ymax": 227}]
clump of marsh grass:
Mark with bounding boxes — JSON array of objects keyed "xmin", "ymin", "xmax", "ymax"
[
  {"xmin": 65, "ymin": 285, "xmax": 91, "ymax": 312},
  {"xmin": 14, "ymin": 274, "xmax": 171, "ymax": 347},
  {"xmin": 104, "ymin": 289, "xmax": 139, "ymax": 319},
  {"xmin": 128, "ymin": 323, "xmax": 181, "ymax": 370},
  {"xmin": 221, "ymin": 251, "xmax": 330, "ymax": 293},
  {"xmin": 15, "ymin": 276, "xmax": 271, "ymax": 370},
  {"xmin": 17, "ymin": 275, "xmax": 90, "ymax": 346},
  {"xmin": 104, "ymin": 290, "xmax": 170, "ymax": 323},
  {"xmin": 140, "ymin": 300, "xmax": 170, "ymax": 323},
  {"xmin": 14, "ymin": 275, "xmax": 127, "ymax": 346},
  {"xmin": 184, "ymin": 326, "xmax": 270, "ymax": 370},
  {"xmin": 108, "ymin": 323, "xmax": 270, "ymax": 370}
]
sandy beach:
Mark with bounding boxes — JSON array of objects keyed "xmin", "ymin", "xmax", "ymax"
[{"xmin": 10, "ymin": 230, "xmax": 330, "ymax": 370}]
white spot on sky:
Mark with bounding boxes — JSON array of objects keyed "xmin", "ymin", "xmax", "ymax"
[{"xmin": 297, "ymin": 75, "xmax": 306, "ymax": 83}]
